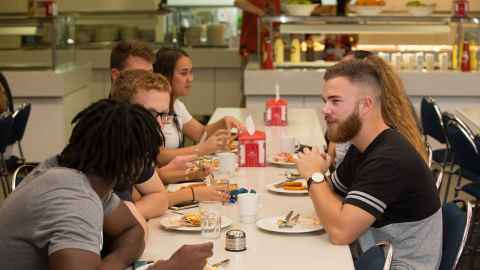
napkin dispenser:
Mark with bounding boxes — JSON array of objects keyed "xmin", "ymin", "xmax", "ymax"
[
  {"xmin": 265, "ymin": 98, "xmax": 288, "ymax": 126},
  {"xmin": 238, "ymin": 130, "xmax": 266, "ymax": 167}
]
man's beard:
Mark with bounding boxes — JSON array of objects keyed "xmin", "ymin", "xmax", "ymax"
[{"xmin": 326, "ymin": 108, "xmax": 362, "ymax": 143}]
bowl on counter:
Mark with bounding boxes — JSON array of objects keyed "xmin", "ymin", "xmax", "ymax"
[
  {"xmin": 285, "ymin": 4, "xmax": 318, "ymax": 16},
  {"xmin": 352, "ymin": 5, "xmax": 383, "ymax": 16},
  {"xmin": 407, "ymin": 4, "xmax": 435, "ymax": 16}
]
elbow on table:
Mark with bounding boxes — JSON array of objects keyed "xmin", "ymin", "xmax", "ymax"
[{"xmin": 327, "ymin": 228, "xmax": 356, "ymax": 246}]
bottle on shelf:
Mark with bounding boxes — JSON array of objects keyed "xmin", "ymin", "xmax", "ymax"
[
  {"xmin": 469, "ymin": 38, "xmax": 478, "ymax": 71},
  {"xmin": 461, "ymin": 40, "xmax": 471, "ymax": 72},
  {"xmin": 274, "ymin": 35, "xmax": 284, "ymax": 65},
  {"xmin": 452, "ymin": 43, "xmax": 459, "ymax": 70},
  {"xmin": 305, "ymin": 34, "xmax": 315, "ymax": 62},
  {"xmin": 261, "ymin": 36, "xmax": 274, "ymax": 69},
  {"xmin": 453, "ymin": 0, "xmax": 469, "ymax": 18},
  {"xmin": 290, "ymin": 36, "xmax": 301, "ymax": 64}
]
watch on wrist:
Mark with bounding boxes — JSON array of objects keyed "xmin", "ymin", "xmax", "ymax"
[{"xmin": 307, "ymin": 172, "xmax": 325, "ymax": 190}]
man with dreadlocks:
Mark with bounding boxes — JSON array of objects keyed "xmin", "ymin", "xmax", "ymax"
[
  {"xmin": 0, "ymin": 100, "xmax": 213, "ymax": 270},
  {"xmin": 295, "ymin": 56, "xmax": 441, "ymax": 269}
]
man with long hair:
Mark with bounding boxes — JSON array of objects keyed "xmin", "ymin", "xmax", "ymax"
[
  {"xmin": 295, "ymin": 56, "xmax": 441, "ymax": 269},
  {"xmin": 0, "ymin": 100, "xmax": 213, "ymax": 270}
]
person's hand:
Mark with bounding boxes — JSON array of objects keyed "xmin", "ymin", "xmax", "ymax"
[
  {"xmin": 185, "ymin": 167, "xmax": 211, "ymax": 181},
  {"xmin": 151, "ymin": 242, "xmax": 213, "ymax": 270},
  {"xmin": 194, "ymin": 186, "xmax": 230, "ymax": 202},
  {"xmin": 223, "ymin": 116, "xmax": 246, "ymax": 132},
  {"xmin": 294, "ymin": 147, "xmax": 331, "ymax": 179},
  {"xmin": 203, "ymin": 129, "xmax": 230, "ymax": 153},
  {"xmin": 167, "ymin": 155, "xmax": 198, "ymax": 171}
]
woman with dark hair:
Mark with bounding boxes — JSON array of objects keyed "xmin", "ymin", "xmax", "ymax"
[
  {"xmin": 0, "ymin": 99, "xmax": 214, "ymax": 270},
  {"xmin": 154, "ymin": 47, "xmax": 245, "ymax": 165}
]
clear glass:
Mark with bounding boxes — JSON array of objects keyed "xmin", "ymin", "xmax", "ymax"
[{"xmin": 199, "ymin": 201, "xmax": 222, "ymax": 239}]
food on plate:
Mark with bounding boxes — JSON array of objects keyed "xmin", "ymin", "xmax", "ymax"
[
  {"xmin": 227, "ymin": 135, "xmax": 239, "ymax": 152},
  {"xmin": 356, "ymin": 0, "xmax": 385, "ymax": 6},
  {"xmin": 273, "ymin": 152, "xmax": 295, "ymax": 163},
  {"xmin": 281, "ymin": 181, "xmax": 306, "ymax": 190},
  {"xmin": 406, "ymin": 0, "xmax": 427, "ymax": 6},
  {"xmin": 183, "ymin": 212, "xmax": 202, "ymax": 226}
]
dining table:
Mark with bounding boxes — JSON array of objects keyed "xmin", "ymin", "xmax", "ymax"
[{"xmin": 140, "ymin": 108, "xmax": 355, "ymax": 270}]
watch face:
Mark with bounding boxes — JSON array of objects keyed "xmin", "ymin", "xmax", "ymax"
[{"xmin": 311, "ymin": 173, "xmax": 324, "ymax": 183}]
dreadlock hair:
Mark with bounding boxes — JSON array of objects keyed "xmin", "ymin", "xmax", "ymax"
[
  {"xmin": 324, "ymin": 55, "xmax": 427, "ymax": 163},
  {"xmin": 153, "ymin": 47, "xmax": 190, "ymax": 147},
  {"xmin": 58, "ymin": 99, "xmax": 163, "ymax": 191}
]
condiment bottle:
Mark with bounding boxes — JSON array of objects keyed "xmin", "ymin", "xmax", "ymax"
[
  {"xmin": 290, "ymin": 36, "xmax": 301, "ymax": 63},
  {"xmin": 306, "ymin": 34, "xmax": 315, "ymax": 62},
  {"xmin": 469, "ymin": 39, "xmax": 478, "ymax": 71},
  {"xmin": 262, "ymin": 37, "xmax": 274, "ymax": 69},
  {"xmin": 461, "ymin": 40, "xmax": 471, "ymax": 72},
  {"xmin": 274, "ymin": 36, "xmax": 284, "ymax": 65}
]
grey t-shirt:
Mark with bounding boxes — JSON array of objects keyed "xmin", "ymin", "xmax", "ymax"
[{"xmin": 0, "ymin": 157, "xmax": 120, "ymax": 270}]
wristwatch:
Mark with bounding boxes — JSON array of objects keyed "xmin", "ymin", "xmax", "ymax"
[{"xmin": 307, "ymin": 172, "xmax": 325, "ymax": 190}]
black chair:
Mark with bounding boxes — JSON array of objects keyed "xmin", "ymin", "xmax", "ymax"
[
  {"xmin": 0, "ymin": 113, "xmax": 14, "ymax": 197},
  {"xmin": 7, "ymin": 103, "xmax": 31, "ymax": 163},
  {"xmin": 439, "ymin": 199, "xmax": 473, "ymax": 270},
  {"xmin": 355, "ymin": 241, "xmax": 393, "ymax": 270},
  {"xmin": 420, "ymin": 97, "xmax": 450, "ymax": 164},
  {"xmin": 0, "ymin": 72, "xmax": 14, "ymax": 114}
]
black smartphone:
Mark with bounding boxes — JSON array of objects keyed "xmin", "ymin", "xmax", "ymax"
[
  {"xmin": 169, "ymin": 200, "xmax": 199, "ymax": 211},
  {"xmin": 295, "ymin": 144, "xmax": 313, "ymax": 153}
]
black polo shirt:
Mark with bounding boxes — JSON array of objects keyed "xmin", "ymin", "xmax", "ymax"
[{"xmin": 331, "ymin": 128, "xmax": 440, "ymax": 228}]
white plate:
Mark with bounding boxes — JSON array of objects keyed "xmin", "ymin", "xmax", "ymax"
[
  {"xmin": 267, "ymin": 180, "xmax": 308, "ymax": 195},
  {"xmin": 269, "ymin": 159, "xmax": 296, "ymax": 167},
  {"xmin": 160, "ymin": 215, "xmax": 233, "ymax": 231},
  {"xmin": 256, "ymin": 216, "xmax": 323, "ymax": 233}
]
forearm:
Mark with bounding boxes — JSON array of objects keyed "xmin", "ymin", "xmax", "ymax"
[
  {"xmin": 101, "ymin": 224, "xmax": 145, "ymax": 270},
  {"xmin": 204, "ymin": 119, "xmax": 226, "ymax": 138},
  {"xmin": 309, "ymin": 182, "xmax": 349, "ymax": 241},
  {"xmin": 157, "ymin": 167, "xmax": 189, "ymax": 184},
  {"xmin": 157, "ymin": 144, "xmax": 214, "ymax": 166},
  {"xmin": 134, "ymin": 193, "xmax": 169, "ymax": 219},
  {"xmin": 167, "ymin": 189, "xmax": 194, "ymax": 207},
  {"xmin": 234, "ymin": 0, "xmax": 265, "ymax": 16}
]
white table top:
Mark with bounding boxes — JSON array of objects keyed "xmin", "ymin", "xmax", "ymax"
[
  {"xmin": 456, "ymin": 107, "xmax": 480, "ymax": 134},
  {"xmin": 141, "ymin": 108, "xmax": 354, "ymax": 270}
]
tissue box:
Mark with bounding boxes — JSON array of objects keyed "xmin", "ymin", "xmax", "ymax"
[
  {"xmin": 265, "ymin": 98, "xmax": 288, "ymax": 126},
  {"xmin": 238, "ymin": 131, "xmax": 266, "ymax": 167}
]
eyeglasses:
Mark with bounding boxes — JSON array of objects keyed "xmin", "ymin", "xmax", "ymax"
[{"xmin": 148, "ymin": 109, "xmax": 175, "ymax": 124}]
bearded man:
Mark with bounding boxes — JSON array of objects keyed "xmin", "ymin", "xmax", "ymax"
[{"xmin": 295, "ymin": 57, "xmax": 442, "ymax": 270}]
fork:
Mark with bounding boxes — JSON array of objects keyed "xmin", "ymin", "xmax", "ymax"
[
  {"xmin": 211, "ymin": 258, "xmax": 230, "ymax": 268},
  {"xmin": 278, "ymin": 210, "xmax": 294, "ymax": 228}
]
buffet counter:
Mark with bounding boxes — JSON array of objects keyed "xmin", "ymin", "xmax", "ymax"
[{"xmin": 244, "ymin": 65, "xmax": 480, "ymax": 114}]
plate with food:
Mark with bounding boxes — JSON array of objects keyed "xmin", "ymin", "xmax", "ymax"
[
  {"xmin": 186, "ymin": 156, "xmax": 220, "ymax": 174},
  {"xmin": 269, "ymin": 152, "xmax": 296, "ymax": 167},
  {"xmin": 160, "ymin": 212, "xmax": 233, "ymax": 231},
  {"xmin": 256, "ymin": 215, "xmax": 323, "ymax": 233},
  {"xmin": 267, "ymin": 180, "xmax": 308, "ymax": 194},
  {"xmin": 352, "ymin": 0, "xmax": 385, "ymax": 16}
]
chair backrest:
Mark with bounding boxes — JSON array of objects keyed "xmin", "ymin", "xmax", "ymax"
[
  {"xmin": 439, "ymin": 199, "xmax": 473, "ymax": 270},
  {"xmin": 10, "ymin": 164, "xmax": 36, "ymax": 192},
  {"xmin": 445, "ymin": 120, "xmax": 480, "ymax": 174},
  {"xmin": 0, "ymin": 113, "xmax": 14, "ymax": 154},
  {"xmin": 8, "ymin": 103, "xmax": 31, "ymax": 145},
  {"xmin": 0, "ymin": 72, "xmax": 14, "ymax": 113},
  {"xmin": 442, "ymin": 112, "xmax": 476, "ymax": 140},
  {"xmin": 426, "ymin": 143, "xmax": 433, "ymax": 168},
  {"xmin": 355, "ymin": 241, "xmax": 393, "ymax": 270},
  {"xmin": 420, "ymin": 97, "xmax": 447, "ymax": 144}
]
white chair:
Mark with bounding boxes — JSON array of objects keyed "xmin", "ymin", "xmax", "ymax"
[{"xmin": 10, "ymin": 164, "xmax": 36, "ymax": 192}]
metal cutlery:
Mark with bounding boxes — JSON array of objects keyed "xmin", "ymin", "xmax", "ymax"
[
  {"xmin": 278, "ymin": 210, "xmax": 294, "ymax": 228},
  {"xmin": 211, "ymin": 258, "xmax": 230, "ymax": 268}
]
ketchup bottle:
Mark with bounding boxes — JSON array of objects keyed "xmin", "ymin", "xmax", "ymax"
[
  {"xmin": 461, "ymin": 40, "xmax": 471, "ymax": 72},
  {"xmin": 262, "ymin": 37, "xmax": 274, "ymax": 69}
]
